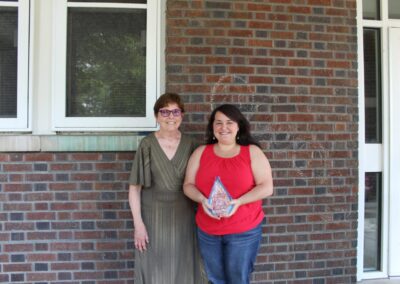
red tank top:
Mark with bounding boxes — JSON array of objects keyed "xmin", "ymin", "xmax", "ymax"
[{"xmin": 195, "ymin": 144, "xmax": 264, "ymax": 235}]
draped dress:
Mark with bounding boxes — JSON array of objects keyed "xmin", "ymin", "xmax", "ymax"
[{"xmin": 129, "ymin": 132, "xmax": 206, "ymax": 284}]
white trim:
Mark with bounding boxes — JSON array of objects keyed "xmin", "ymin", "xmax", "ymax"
[
  {"xmin": 67, "ymin": 2, "xmax": 147, "ymax": 9},
  {"xmin": 0, "ymin": 0, "xmax": 30, "ymax": 131},
  {"xmin": 359, "ymin": 0, "xmax": 400, "ymax": 280},
  {"xmin": 388, "ymin": 27, "xmax": 400, "ymax": 277},
  {"xmin": 357, "ymin": 0, "xmax": 366, "ymax": 280},
  {"xmin": 52, "ymin": 0, "xmax": 159, "ymax": 131},
  {"xmin": 0, "ymin": 2, "xmax": 18, "ymax": 7},
  {"xmin": 380, "ymin": 14, "xmax": 390, "ymax": 280},
  {"xmin": 27, "ymin": 0, "xmax": 34, "ymax": 131},
  {"xmin": 158, "ymin": 0, "xmax": 166, "ymax": 95},
  {"xmin": 364, "ymin": 144, "xmax": 383, "ymax": 172}
]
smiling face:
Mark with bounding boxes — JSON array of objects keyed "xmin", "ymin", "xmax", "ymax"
[
  {"xmin": 156, "ymin": 103, "xmax": 183, "ymax": 132},
  {"xmin": 213, "ymin": 111, "xmax": 239, "ymax": 145}
]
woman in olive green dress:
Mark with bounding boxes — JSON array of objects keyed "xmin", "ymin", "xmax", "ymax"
[{"xmin": 128, "ymin": 93, "xmax": 206, "ymax": 284}]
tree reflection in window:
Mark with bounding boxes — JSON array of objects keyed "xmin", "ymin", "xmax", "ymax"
[{"xmin": 66, "ymin": 8, "xmax": 146, "ymax": 117}]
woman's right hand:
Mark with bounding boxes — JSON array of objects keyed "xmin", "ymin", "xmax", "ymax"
[
  {"xmin": 134, "ymin": 222, "xmax": 149, "ymax": 252},
  {"xmin": 201, "ymin": 198, "xmax": 221, "ymax": 220}
]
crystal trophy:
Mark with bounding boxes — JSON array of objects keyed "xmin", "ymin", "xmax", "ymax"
[{"xmin": 207, "ymin": 176, "xmax": 233, "ymax": 217}]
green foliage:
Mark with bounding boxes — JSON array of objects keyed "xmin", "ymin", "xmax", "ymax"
[{"xmin": 67, "ymin": 8, "xmax": 146, "ymax": 117}]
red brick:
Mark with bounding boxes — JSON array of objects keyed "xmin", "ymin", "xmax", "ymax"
[
  {"xmin": 288, "ymin": 6, "xmax": 312, "ymax": 13},
  {"xmin": 3, "ymin": 263, "xmax": 32, "ymax": 272},
  {"xmin": 25, "ymin": 153, "xmax": 54, "ymax": 162},
  {"xmin": 27, "ymin": 273, "xmax": 57, "ymax": 281},
  {"xmin": 51, "ymin": 262, "xmax": 79, "ymax": 270},
  {"xmin": 71, "ymin": 173, "xmax": 98, "ymax": 181},
  {"xmin": 4, "ymin": 243, "xmax": 34, "ymax": 252},
  {"xmin": 3, "ymin": 164, "xmax": 33, "ymax": 171},
  {"xmin": 26, "ymin": 212, "xmax": 56, "ymax": 220},
  {"xmin": 248, "ymin": 39, "xmax": 273, "ymax": 47},
  {"xmin": 308, "ymin": 0, "xmax": 332, "ymax": 5},
  {"xmin": 4, "ymin": 183, "xmax": 31, "ymax": 192},
  {"xmin": 70, "ymin": 153, "xmax": 101, "ymax": 161},
  {"xmin": 96, "ymin": 242, "xmax": 125, "ymax": 251},
  {"xmin": 27, "ymin": 253, "xmax": 57, "ymax": 262},
  {"xmin": 26, "ymin": 174, "xmax": 54, "ymax": 182},
  {"xmin": 0, "ymin": 154, "xmax": 10, "ymax": 161}
]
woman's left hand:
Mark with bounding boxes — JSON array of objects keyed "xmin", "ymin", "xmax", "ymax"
[{"xmin": 221, "ymin": 199, "xmax": 242, "ymax": 218}]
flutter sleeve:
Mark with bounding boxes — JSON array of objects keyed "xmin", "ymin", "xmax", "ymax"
[{"xmin": 129, "ymin": 138, "xmax": 151, "ymax": 188}]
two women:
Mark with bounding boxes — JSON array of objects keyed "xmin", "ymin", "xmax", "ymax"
[{"xmin": 129, "ymin": 94, "xmax": 273, "ymax": 284}]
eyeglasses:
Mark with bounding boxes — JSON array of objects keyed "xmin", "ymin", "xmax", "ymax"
[{"xmin": 158, "ymin": 108, "xmax": 182, "ymax": 117}]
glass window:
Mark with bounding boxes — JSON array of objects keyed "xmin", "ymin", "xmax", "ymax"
[
  {"xmin": 0, "ymin": 6, "xmax": 18, "ymax": 118},
  {"xmin": 389, "ymin": 0, "xmax": 400, "ymax": 19},
  {"xmin": 0, "ymin": 0, "xmax": 30, "ymax": 130},
  {"xmin": 363, "ymin": 28, "xmax": 382, "ymax": 143},
  {"xmin": 363, "ymin": 0, "xmax": 380, "ymax": 20},
  {"xmin": 53, "ymin": 0, "xmax": 158, "ymax": 130},
  {"xmin": 364, "ymin": 172, "xmax": 382, "ymax": 271},
  {"xmin": 66, "ymin": 8, "xmax": 146, "ymax": 117}
]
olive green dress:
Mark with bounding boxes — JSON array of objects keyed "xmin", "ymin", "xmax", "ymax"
[{"xmin": 129, "ymin": 133, "xmax": 206, "ymax": 284}]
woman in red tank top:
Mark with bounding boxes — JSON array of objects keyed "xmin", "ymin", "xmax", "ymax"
[{"xmin": 184, "ymin": 104, "xmax": 273, "ymax": 284}]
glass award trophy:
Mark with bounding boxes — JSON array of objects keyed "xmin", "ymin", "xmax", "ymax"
[{"xmin": 207, "ymin": 176, "xmax": 234, "ymax": 217}]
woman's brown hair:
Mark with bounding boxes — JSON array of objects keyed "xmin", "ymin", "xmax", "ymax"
[{"xmin": 153, "ymin": 93, "xmax": 185, "ymax": 115}]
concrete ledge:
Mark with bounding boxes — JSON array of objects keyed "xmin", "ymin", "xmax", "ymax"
[
  {"xmin": 0, "ymin": 135, "xmax": 41, "ymax": 152},
  {"xmin": 0, "ymin": 135, "xmax": 146, "ymax": 152}
]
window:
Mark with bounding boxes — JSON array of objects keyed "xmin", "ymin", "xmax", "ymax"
[
  {"xmin": 0, "ymin": 0, "xmax": 30, "ymax": 130},
  {"xmin": 363, "ymin": 28, "xmax": 382, "ymax": 143},
  {"xmin": 53, "ymin": 0, "xmax": 158, "ymax": 131},
  {"xmin": 364, "ymin": 172, "xmax": 382, "ymax": 271},
  {"xmin": 388, "ymin": 0, "xmax": 400, "ymax": 19},
  {"xmin": 363, "ymin": 0, "xmax": 380, "ymax": 20}
]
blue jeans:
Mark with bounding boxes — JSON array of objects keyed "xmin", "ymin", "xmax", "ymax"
[{"xmin": 197, "ymin": 223, "xmax": 262, "ymax": 284}]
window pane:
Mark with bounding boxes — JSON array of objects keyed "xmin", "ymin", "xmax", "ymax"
[
  {"xmin": 389, "ymin": 0, "xmax": 400, "ymax": 19},
  {"xmin": 363, "ymin": 28, "xmax": 382, "ymax": 143},
  {"xmin": 363, "ymin": 0, "xmax": 380, "ymax": 20},
  {"xmin": 67, "ymin": 7, "xmax": 146, "ymax": 117},
  {"xmin": 0, "ymin": 7, "xmax": 18, "ymax": 118},
  {"xmin": 364, "ymin": 172, "xmax": 382, "ymax": 272}
]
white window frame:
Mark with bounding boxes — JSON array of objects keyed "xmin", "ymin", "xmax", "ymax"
[
  {"xmin": 0, "ymin": 0, "xmax": 31, "ymax": 131},
  {"xmin": 52, "ymin": 0, "xmax": 159, "ymax": 131},
  {"xmin": 357, "ymin": 0, "xmax": 400, "ymax": 281}
]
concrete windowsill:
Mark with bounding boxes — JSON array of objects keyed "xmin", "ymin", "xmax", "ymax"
[{"xmin": 0, "ymin": 134, "xmax": 147, "ymax": 152}]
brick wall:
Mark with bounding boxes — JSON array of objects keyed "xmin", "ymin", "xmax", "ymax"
[
  {"xmin": 0, "ymin": 0, "xmax": 358, "ymax": 283},
  {"xmin": 0, "ymin": 153, "xmax": 135, "ymax": 283},
  {"xmin": 166, "ymin": 0, "xmax": 358, "ymax": 283}
]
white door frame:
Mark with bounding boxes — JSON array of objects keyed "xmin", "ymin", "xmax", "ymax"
[
  {"xmin": 357, "ymin": 0, "xmax": 400, "ymax": 280},
  {"xmin": 388, "ymin": 27, "xmax": 400, "ymax": 277}
]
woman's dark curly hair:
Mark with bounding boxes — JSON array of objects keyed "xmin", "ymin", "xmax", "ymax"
[{"xmin": 206, "ymin": 104, "xmax": 260, "ymax": 147}]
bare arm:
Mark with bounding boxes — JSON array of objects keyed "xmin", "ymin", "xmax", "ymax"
[
  {"xmin": 128, "ymin": 184, "xmax": 149, "ymax": 252},
  {"xmin": 183, "ymin": 146, "xmax": 218, "ymax": 219},
  {"xmin": 240, "ymin": 145, "xmax": 273, "ymax": 203},
  {"xmin": 183, "ymin": 146, "xmax": 206, "ymax": 203},
  {"xmin": 225, "ymin": 145, "xmax": 273, "ymax": 217}
]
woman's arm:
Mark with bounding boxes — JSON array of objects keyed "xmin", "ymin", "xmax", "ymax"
[
  {"xmin": 128, "ymin": 184, "xmax": 149, "ymax": 252},
  {"xmin": 241, "ymin": 145, "xmax": 273, "ymax": 203},
  {"xmin": 183, "ymin": 146, "xmax": 218, "ymax": 218},
  {"xmin": 183, "ymin": 146, "xmax": 206, "ymax": 203},
  {"xmin": 224, "ymin": 145, "xmax": 273, "ymax": 216}
]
